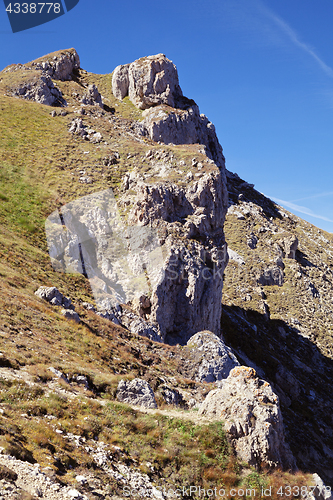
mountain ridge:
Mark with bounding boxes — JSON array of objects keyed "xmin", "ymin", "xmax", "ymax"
[{"xmin": 0, "ymin": 48, "xmax": 332, "ymax": 498}]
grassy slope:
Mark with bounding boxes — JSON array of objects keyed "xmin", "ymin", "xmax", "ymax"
[{"xmin": 0, "ymin": 54, "xmax": 315, "ymax": 497}]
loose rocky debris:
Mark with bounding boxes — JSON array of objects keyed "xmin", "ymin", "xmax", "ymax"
[
  {"xmin": 68, "ymin": 118, "xmax": 103, "ymax": 143},
  {"xmin": 199, "ymin": 366, "xmax": 296, "ymax": 470},
  {"xmin": 258, "ymin": 265, "xmax": 284, "ymax": 286},
  {"xmin": 80, "ymin": 84, "xmax": 103, "ymax": 108},
  {"xmin": 0, "ymin": 455, "xmax": 89, "ymax": 500},
  {"xmin": 116, "ymin": 378, "xmax": 157, "ymax": 409}
]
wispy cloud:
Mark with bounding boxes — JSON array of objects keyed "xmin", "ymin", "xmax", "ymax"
[
  {"xmin": 258, "ymin": 2, "xmax": 333, "ymax": 79},
  {"xmin": 291, "ymin": 191, "xmax": 333, "ymax": 203},
  {"xmin": 271, "ymin": 197, "xmax": 333, "ymax": 223}
]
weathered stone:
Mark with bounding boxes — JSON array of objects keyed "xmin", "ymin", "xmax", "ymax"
[
  {"xmin": 142, "ymin": 104, "xmax": 225, "ymax": 167},
  {"xmin": 198, "ymin": 366, "xmax": 296, "ymax": 470},
  {"xmin": 116, "ymin": 378, "xmax": 157, "ymax": 409},
  {"xmin": 35, "ymin": 286, "xmax": 74, "ymax": 310},
  {"xmin": 112, "ymin": 63, "xmax": 130, "ymax": 100},
  {"xmin": 228, "ymin": 248, "xmax": 245, "ymax": 265},
  {"xmin": 258, "ymin": 265, "xmax": 284, "ymax": 286},
  {"xmin": 158, "ymin": 386, "xmax": 184, "ymax": 406},
  {"xmin": 34, "ymin": 49, "xmax": 80, "ymax": 81},
  {"xmin": 278, "ymin": 235, "xmax": 298, "ymax": 259},
  {"xmin": 81, "ymin": 84, "xmax": 103, "ymax": 108},
  {"xmin": 247, "ymin": 233, "xmax": 258, "ymax": 249},
  {"xmin": 69, "ymin": 118, "xmax": 88, "ymax": 137},
  {"xmin": 61, "ymin": 309, "xmax": 80, "ymax": 323},
  {"xmin": 13, "ymin": 74, "xmax": 65, "ymax": 106},
  {"xmin": 186, "ymin": 331, "xmax": 240, "ymax": 383},
  {"xmin": 112, "ymin": 54, "xmax": 182, "ymax": 110}
]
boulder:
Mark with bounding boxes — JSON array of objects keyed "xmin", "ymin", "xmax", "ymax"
[
  {"xmin": 81, "ymin": 84, "xmax": 103, "ymax": 108},
  {"xmin": 112, "ymin": 63, "xmax": 130, "ymax": 100},
  {"xmin": 185, "ymin": 331, "xmax": 240, "ymax": 383},
  {"xmin": 198, "ymin": 366, "xmax": 296, "ymax": 470},
  {"xmin": 116, "ymin": 378, "xmax": 157, "ymax": 409},
  {"xmin": 158, "ymin": 386, "xmax": 184, "ymax": 406},
  {"xmin": 35, "ymin": 286, "xmax": 74, "ymax": 310}
]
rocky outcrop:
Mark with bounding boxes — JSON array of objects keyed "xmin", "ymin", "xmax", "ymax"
[
  {"xmin": 12, "ymin": 74, "xmax": 65, "ymax": 106},
  {"xmin": 112, "ymin": 54, "xmax": 182, "ymax": 110},
  {"xmin": 198, "ymin": 366, "xmax": 296, "ymax": 470},
  {"xmin": 81, "ymin": 84, "xmax": 103, "ymax": 108},
  {"xmin": 112, "ymin": 54, "xmax": 225, "ymax": 168},
  {"xmin": 35, "ymin": 286, "xmax": 74, "ymax": 310},
  {"xmin": 278, "ymin": 234, "xmax": 298, "ymax": 259},
  {"xmin": 185, "ymin": 331, "xmax": 239, "ymax": 383},
  {"xmin": 116, "ymin": 378, "xmax": 157, "ymax": 409},
  {"xmin": 142, "ymin": 105, "xmax": 225, "ymax": 167},
  {"xmin": 258, "ymin": 265, "xmax": 284, "ymax": 286},
  {"xmin": 60, "ymin": 309, "xmax": 81, "ymax": 323},
  {"xmin": 34, "ymin": 49, "xmax": 80, "ymax": 81}
]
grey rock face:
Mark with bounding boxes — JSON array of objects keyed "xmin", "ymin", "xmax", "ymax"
[
  {"xmin": 198, "ymin": 366, "xmax": 296, "ymax": 470},
  {"xmin": 142, "ymin": 105, "xmax": 225, "ymax": 167},
  {"xmin": 112, "ymin": 63, "xmax": 130, "ymax": 100},
  {"xmin": 81, "ymin": 84, "xmax": 103, "ymax": 108},
  {"xmin": 158, "ymin": 386, "xmax": 184, "ymax": 406},
  {"xmin": 151, "ymin": 241, "xmax": 227, "ymax": 345},
  {"xmin": 35, "ymin": 286, "xmax": 74, "ymax": 310},
  {"xmin": 112, "ymin": 54, "xmax": 225, "ymax": 167},
  {"xmin": 13, "ymin": 75, "xmax": 65, "ymax": 106},
  {"xmin": 112, "ymin": 54, "xmax": 182, "ymax": 110},
  {"xmin": 116, "ymin": 378, "xmax": 157, "ymax": 409},
  {"xmin": 125, "ymin": 170, "xmax": 228, "ymax": 344},
  {"xmin": 34, "ymin": 49, "xmax": 80, "ymax": 81},
  {"xmin": 186, "ymin": 331, "xmax": 240, "ymax": 383}
]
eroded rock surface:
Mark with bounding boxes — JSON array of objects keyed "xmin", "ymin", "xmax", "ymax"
[
  {"xmin": 112, "ymin": 54, "xmax": 226, "ymax": 168},
  {"xmin": 112, "ymin": 54, "xmax": 182, "ymax": 110},
  {"xmin": 185, "ymin": 331, "xmax": 240, "ymax": 383},
  {"xmin": 12, "ymin": 74, "xmax": 65, "ymax": 106},
  {"xmin": 34, "ymin": 49, "xmax": 80, "ymax": 81},
  {"xmin": 81, "ymin": 84, "xmax": 103, "ymax": 108},
  {"xmin": 116, "ymin": 378, "xmax": 157, "ymax": 409},
  {"xmin": 198, "ymin": 366, "xmax": 296, "ymax": 470}
]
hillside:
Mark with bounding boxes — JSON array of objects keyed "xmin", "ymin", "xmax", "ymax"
[{"xmin": 0, "ymin": 48, "xmax": 331, "ymax": 499}]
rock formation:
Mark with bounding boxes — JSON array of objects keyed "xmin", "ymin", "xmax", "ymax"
[
  {"xmin": 116, "ymin": 378, "xmax": 157, "ymax": 409},
  {"xmin": 185, "ymin": 331, "xmax": 240, "ymax": 382},
  {"xmin": 33, "ymin": 48, "xmax": 80, "ymax": 81},
  {"xmin": 112, "ymin": 54, "xmax": 226, "ymax": 168},
  {"xmin": 199, "ymin": 366, "xmax": 296, "ymax": 470},
  {"xmin": 12, "ymin": 74, "xmax": 65, "ymax": 106},
  {"xmin": 112, "ymin": 54, "xmax": 182, "ymax": 109}
]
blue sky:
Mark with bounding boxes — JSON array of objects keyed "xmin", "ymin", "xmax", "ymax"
[{"xmin": 1, "ymin": 0, "xmax": 333, "ymax": 232}]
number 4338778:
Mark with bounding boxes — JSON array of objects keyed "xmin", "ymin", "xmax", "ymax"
[{"xmin": 6, "ymin": 3, "xmax": 61, "ymax": 13}]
